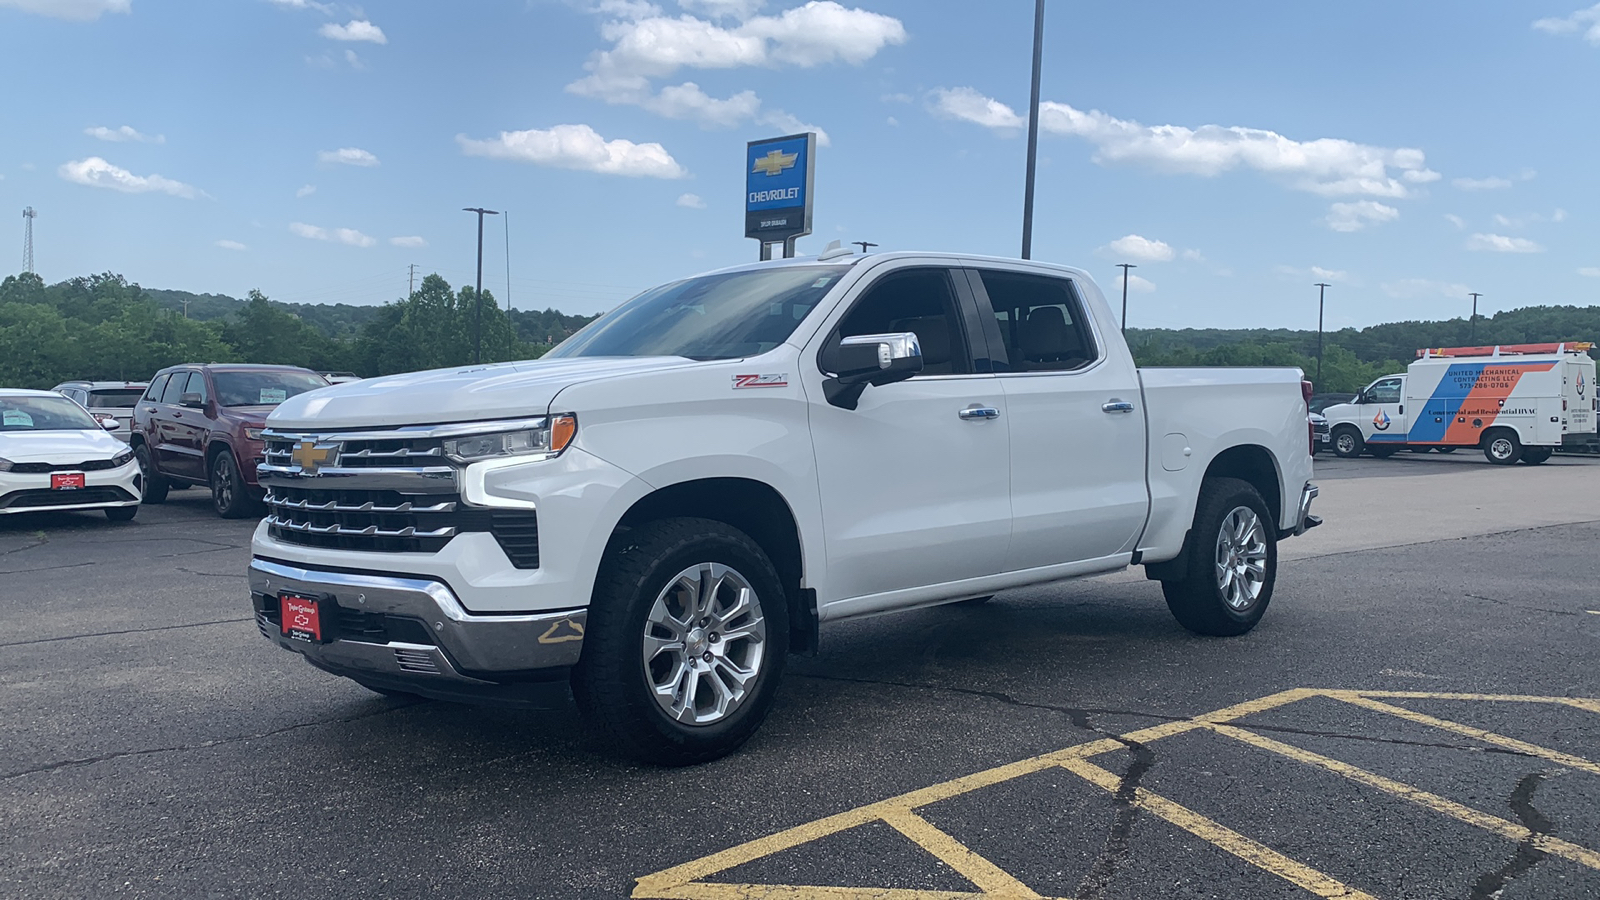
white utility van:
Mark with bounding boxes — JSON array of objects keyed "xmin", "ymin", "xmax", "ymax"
[{"xmin": 1324, "ymin": 342, "xmax": 1597, "ymax": 465}]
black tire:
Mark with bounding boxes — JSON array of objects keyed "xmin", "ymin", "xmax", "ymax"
[
  {"xmin": 1521, "ymin": 447, "xmax": 1552, "ymax": 465},
  {"xmin": 1483, "ymin": 430, "xmax": 1523, "ymax": 466},
  {"xmin": 1160, "ymin": 477, "xmax": 1278, "ymax": 637},
  {"xmin": 105, "ymin": 505, "xmax": 138, "ymax": 522},
  {"xmin": 134, "ymin": 442, "xmax": 168, "ymax": 504},
  {"xmin": 1410, "ymin": 446, "xmax": 1431, "ymax": 453},
  {"xmin": 1436, "ymin": 447, "xmax": 1457, "ymax": 454},
  {"xmin": 209, "ymin": 451, "xmax": 258, "ymax": 519},
  {"xmin": 572, "ymin": 517, "xmax": 789, "ymax": 766},
  {"xmin": 1369, "ymin": 446, "xmax": 1399, "ymax": 459},
  {"xmin": 1331, "ymin": 426, "xmax": 1365, "ymax": 459}
]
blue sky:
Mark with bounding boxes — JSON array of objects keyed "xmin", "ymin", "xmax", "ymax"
[{"xmin": 1, "ymin": 0, "xmax": 1597, "ymax": 330}]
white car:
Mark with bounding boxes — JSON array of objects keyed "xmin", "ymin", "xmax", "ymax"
[{"xmin": 0, "ymin": 389, "xmax": 143, "ymax": 521}]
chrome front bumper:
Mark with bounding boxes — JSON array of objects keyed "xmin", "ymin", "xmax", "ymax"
[{"xmin": 248, "ymin": 558, "xmax": 585, "ymax": 696}]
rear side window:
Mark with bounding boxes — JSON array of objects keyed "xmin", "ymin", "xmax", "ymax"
[
  {"xmin": 88, "ymin": 389, "xmax": 144, "ymax": 409},
  {"xmin": 976, "ymin": 270, "xmax": 1098, "ymax": 373},
  {"xmin": 145, "ymin": 375, "xmax": 170, "ymax": 403},
  {"xmin": 160, "ymin": 374, "xmax": 190, "ymax": 405},
  {"xmin": 182, "ymin": 372, "xmax": 209, "ymax": 403}
]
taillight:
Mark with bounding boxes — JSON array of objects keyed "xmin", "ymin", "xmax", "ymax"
[{"xmin": 1301, "ymin": 380, "xmax": 1314, "ymax": 410}]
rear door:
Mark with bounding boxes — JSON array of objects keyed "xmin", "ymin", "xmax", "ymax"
[
  {"xmin": 965, "ymin": 266, "xmax": 1149, "ymax": 570},
  {"xmin": 805, "ymin": 264, "xmax": 1012, "ymax": 608},
  {"xmin": 155, "ymin": 371, "xmax": 205, "ymax": 480}
]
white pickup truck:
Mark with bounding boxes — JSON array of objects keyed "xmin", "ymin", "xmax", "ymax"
[{"xmin": 248, "ymin": 250, "xmax": 1319, "ymax": 764}]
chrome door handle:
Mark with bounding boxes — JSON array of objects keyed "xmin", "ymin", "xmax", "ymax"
[
  {"xmin": 1102, "ymin": 401, "xmax": 1136, "ymax": 413},
  {"xmin": 959, "ymin": 406, "xmax": 1001, "ymax": 420}
]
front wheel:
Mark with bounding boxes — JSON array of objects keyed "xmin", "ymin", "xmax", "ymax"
[
  {"xmin": 1331, "ymin": 427, "xmax": 1365, "ymax": 459},
  {"xmin": 1484, "ymin": 431, "xmax": 1523, "ymax": 465},
  {"xmin": 1521, "ymin": 447, "xmax": 1552, "ymax": 465},
  {"xmin": 134, "ymin": 443, "xmax": 168, "ymax": 504},
  {"xmin": 1161, "ymin": 477, "xmax": 1277, "ymax": 637},
  {"xmin": 210, "ymin": 452, "xmax": 258, "ymax": 518},
  {"xmin": 572, "ymin": 517, "xmax": 789, "ymax": 766}
]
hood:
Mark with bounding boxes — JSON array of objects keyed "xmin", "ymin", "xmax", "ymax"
[
  {"xmin": 266, "ymin": 356, "xmax": 699, "ymax": 430},
  {"xmin": 0, "ymin": 429, "xmax": 128, "ymax": 464}
]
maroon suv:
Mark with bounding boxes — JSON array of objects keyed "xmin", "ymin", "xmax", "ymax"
[{"xmin": 132, "ymin": 364, "xmax": 329, "ymax": 517}]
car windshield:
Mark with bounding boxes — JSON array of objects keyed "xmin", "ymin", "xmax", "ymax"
[
  {"xmin": 544, "ymin": 266, "xmax": 844, "ymax": 361},
  {"xmin": 0, "ymin": 395, "xmax": 101, "ymax": 432},
  {"xmin": 87, "ymin": 389, "xmax": 145, "ymax": 409},
  {"xmin": 213, "ymin": 371, "xmax": 329, "ymax": 407}
]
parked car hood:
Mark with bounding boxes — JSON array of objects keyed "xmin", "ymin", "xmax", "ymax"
[
  {"xmin": 265, "ymin": 357, "xmax": 700, "ymax": 430},
  {"xmin": 0, "ymin": 429, "xmax": 128, "ymax": 464}
]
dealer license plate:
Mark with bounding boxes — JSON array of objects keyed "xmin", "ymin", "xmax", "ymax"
[
  {"xmin": 280, "ymin": 594, "xmax": 323, "ymax": 642},
  {"xmin": 51, "ymin": 472, "xmax": 86, "ymax": 490}
]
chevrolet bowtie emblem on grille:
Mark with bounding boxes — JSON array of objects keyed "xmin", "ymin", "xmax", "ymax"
[
  {"xmin": 290, "ymin": 441, "xmax": 337, "ymax": 474},
  {"xmin": 751, "ymin": 149, "xmax": 798, "ymax": 177}
]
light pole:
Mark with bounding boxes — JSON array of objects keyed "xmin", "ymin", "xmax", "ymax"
[
  {"xmin": 1469, "ymin": 292, "xmax": 1482, "ymax": 343},
  {"xmin": 852, "ymin": 241, "xmax": 878, "ymax": 254},
  {"xmin": 1020, "ymin": 0, "xmax": 1045, "ymax": 259},
  {"xmin": 1116, "ymin": 263, "xmax": 1136, "ymax": 333},
  {"xmin": 1314, "ymin": 282, "xmax": 1330, "ymax": 386},
  {"xmin": 463, "ymin": 207, "xmax": 500, "ymax": 363}
]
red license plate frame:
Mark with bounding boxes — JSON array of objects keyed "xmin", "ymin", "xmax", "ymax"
[
  {"xmin": 51, "ymin": 472, "xmax": 86, "ymax": 490},
  {"xmin": 280, "ymin": 594, "xmax": 324, "ymax": 643}
]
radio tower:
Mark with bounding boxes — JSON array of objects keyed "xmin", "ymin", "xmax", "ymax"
[{"xmin": 22, "ymin": 207, "xmax": 36, "ymax": 274}]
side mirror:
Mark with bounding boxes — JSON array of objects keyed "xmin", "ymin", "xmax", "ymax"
[
  {"xmin": 180, "ymin": 392, "xmax": 205, "ymax": 409},
  {"xmin": 99, "ymin": 416, "xmax": 119, "ymax": 431},
  {"xmin": 824, "ymin": 332, "xmax": 924, "ymax": 410}
]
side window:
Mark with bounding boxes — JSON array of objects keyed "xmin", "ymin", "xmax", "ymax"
[
  {"xmin": 1368, "ymin": 379, "xmax": 1402, "ymax": 404},
  {"xmin": 975, "ymin": 270, "xmax": 1098, "ymax": 373},
  {"xmin": 145, "ymin": 375, "xmax": 170, "ymax": 403},
  {"xmin": 819, "ymin": 268, "xmax": 971, "ymax": 376},
  {"xmin": 160, "ymin": 373, "xmax": 190, "ymax": 405},
  {"xmin": 183, "ymin": 372, "xmax": 209, "ymax": 404}
]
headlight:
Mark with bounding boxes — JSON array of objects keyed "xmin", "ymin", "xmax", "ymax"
[
  {"xmin": 244, "ymin": 428, "xmax": 265, "ymax": 440},
  {"xmin": 443, "ymin": 414, "xmax": 577, "ymax": 463},
  {"xmin": 112, "ymin": 448, "xmax": 135, "ymax": 467},
  {"xmin": 0, "ymin": 457, "xmax": 11, "ymax": 473}
]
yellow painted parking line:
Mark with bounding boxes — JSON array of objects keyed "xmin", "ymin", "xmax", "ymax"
[
  {"xmin": 1057, "ymin": 756, "xmax": 1379, "ymax": 900},
  {"xmin": 1329, "ymin": 692, "xmax": 1600, "ymax": 776},
  {"xmin": 640, "ymin": 885, "xmax": 986, "ymax": 900},
  {"xmin": 879, "ymin": 808, "xmax": 1042, "ymax": 899},
  {"xmin": 1563, "ymin": 698, "xmax": 1600, "ymax": 715},
  {"xmin": 1210, "ymin": 724, "xmax": 1600, "ymax": 872},
  {"xmin": 1339, "ymin": 689, "xmax": 1600, "ymax": 704}
]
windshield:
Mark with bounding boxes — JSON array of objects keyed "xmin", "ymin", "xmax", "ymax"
[
  {"xmin": 87, "ymin": 389, "xmax": 145, "ymax": 409},
  {"xmin": 0, "ymin": 395, "xmax": 101, "ymax": 432},
  {"xmin": 545, "ymin": 266, "xmax": 844, "ymax": 360},
  {"xmin": 213, "ymin": 371, "xmax": 328, "ymax": 407}
]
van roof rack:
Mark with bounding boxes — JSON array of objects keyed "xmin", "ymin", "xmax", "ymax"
[{"xmin": 1416, "ymin": 342, "xmax": 1594, "ymax": 359}]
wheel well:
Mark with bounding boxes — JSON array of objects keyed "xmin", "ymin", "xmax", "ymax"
[
  {"xmin": 612, "ymin": 478, "xmax": 815, "ymax": 654},
  {"xmin": 205, "ymin": 441, "xmax": 233, "ymax": 469},
  {"xmin": 1480, "ymin": 426, "xmax": 1517, "ymax": 447},
  {"xmin": 1202, "ymin": 445, "xmax": 1282, "ymax": 525},
  {"xmin": 1330, "ymin": 423, "xmax": 1360, "ymax": 436}
]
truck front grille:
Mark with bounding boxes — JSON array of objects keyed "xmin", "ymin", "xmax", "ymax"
[
  {"xmin": 264, "ymin": 486, "xmax": 539, "ymax": 566},
  {"xmin": 262, "ymin": 436, "xmax": 446, "ymax": 470}
]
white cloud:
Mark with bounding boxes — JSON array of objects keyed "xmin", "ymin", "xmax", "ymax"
[
  {"xmin": 389, "ymin": 235, "xmax": 427, "ymax": 248},
  {"xmin": 886, "ymin": 116, "xmax": 899, "ymax": 127},
  {"xmin": 1533, "ymin": 4, "xmax": 1600, "ymax": 44},
  {"xmin": 1113, "ymin": 273, "xmax": 1156, "ymax": 293},
  {"xmin": 1453, "ymin": 176, "xmax": 1512, "ymax": 191},
  {"xmin": 290, "ymin": 222, "xmax": 376, "ymax": 247},
  {"xmin": 269, "ymin": 0, "xmax": 333, "ymax": 9},
  {"xmin": 1381, "ymin": 278, "xmax": 1471, "ymax": 300},
  {"xmin": 58, "ymin": 157, "xmax": 203, "ymax": 199},
  {"xmin": 1102, "ymin": 234, "xmax": 1174, "ymax": 262},
  {"xmin": 1494, "ymin": 209, "xmax": 1567, "ymax": 228},
  {"xmin": 318, "ymin": 147, "xmax": 379, "ymax": 167},
  {"xmin": 296, "ymin": 184, "xmax": 316, "ymax": 198},
  {"xmin": 344, "ymin": 49, "xmax": 365, "ymax": 69},
  {"xmin": 320, "ymin": 19, "xmax": 386, "ymax": 44},
  {"xmin": 1466, "ymin": 233, "xmax": 1544, "ymax": 253},
  {"xmin": 678, "ymin": 0, "xmax": 766, "ymax": 17},
  {"xmin": 214, "ymin": 240, "xmax": 248, "ymax": 251},
  {"xmin": 643, "ymin": 82, "xmax": 761, "ymax": 127},
  {"xmin": 931, "ymin": 87, "xmax": 1435, "ymax": 199},
  {"xmin": 85, "ymin": 125, "xmax": 164, "ymax": 144},
  {"xmin": 1579, "ymin": 267, "xmax": 1600, "ymax": 277},
  {"xmin": 1311, "ymin": 266, "xmax": 1349, "ymax": 282},
  {"xmin": 760, "ymin": 109, "xmax": 830, "ymax": 145},
  {"xmin": 1443, "ymin": 213, "xmax": 1466, "ymax": 230},
  {"xmin": 0, "ymin": 0, "xmax": 129, "ymax": 21},
  {"xmin": 1326, "ymin": 200, "xmax": 1399, "ymax": 232},
  {"xmin": 457, "ymin": 124, "xmax": 686, "ymax": 179},
  {"xmin": 677, "ymin": 192, "xmax": 706, "ymax": 208}
]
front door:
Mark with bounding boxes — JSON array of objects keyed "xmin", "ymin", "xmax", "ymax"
[
  {"xmin": 1359, "ymin": 376, "xmax": 1408, "ymax": 447},
  {"xmin": 805, "ymin": 265, "xmax": 1012, "ymax": 609},
  {"xmin": 965, "ymin": 266, "xmax": 1150, "ymax": 570}
]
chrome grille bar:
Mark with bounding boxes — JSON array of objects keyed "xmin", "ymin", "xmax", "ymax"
[
  {"xmin": 263, "ymin": 491, "xmax": 457, "ymax": 514},
  {"xmin": 264, "ymin": 515, "xmax": 456, "ymax": 540}
]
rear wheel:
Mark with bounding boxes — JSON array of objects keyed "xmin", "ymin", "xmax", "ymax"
[
  {"xmin": 210, "ymin": 451, "xmax": 258, "ymax": 518},
  {"xmin": 1483, "ymin": 431, "xmax": 1523, "ymax": 465},
  {"xmin": 1331, "ymin": 426, "xmax": 1365, "ymax": 459},
  {"xmin": 105, "ymin": 506, "xmax": 138, "ymax": 522},
  {"xmin": 572, "ymin": 517, "xmax": 789, "ymax": 766},
  {"xmin": 1160, "ymin": 477, "xmax": 1277, "ymax": 637},
  {"xmin": 1521, "ymin": 447, "xmax": 1552, "ymax": 465},
  {"xmin": 134, "ymin": 443, "xmax": 168, "ymax": 504},
  {"xmin": 1410, "ymin": 446, "xmax": 1432, "ymax": 453},
  {"xmin": 1436, "ymin": 446, "xmax": 1457, "ymax": 454}
]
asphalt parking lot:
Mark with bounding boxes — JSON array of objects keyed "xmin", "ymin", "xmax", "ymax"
[{"xmin": 4, "ymin": 455, "xmax": 1599, "ymax": 899}]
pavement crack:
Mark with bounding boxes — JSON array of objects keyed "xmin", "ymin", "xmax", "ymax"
[
  {"xmin": 1467, "ymin": 771, "xmax": 1555, "ymax": 900},
  {"xmin": 1075, "ymin": 736, "xmax": 1153, "ymax": 900},
  {"xmin": 174, "ymin": 566, "xmax": 245, "ymax": 579},
  {"xmin": 1463, "ymin": 593, "xmax": 1580, "ymax": 617},
  {"xmin": 790, "ymin": 672, "xmax": 1185, "ymax": 727},
  {"xmin": 0, "ymin": 532, "xmax": 48, "ymax": 556},
  {"xmin": 0, "ymin": 561, "xmax": 95, "ymax": 576},
  {"xmin": 0, "ymin": 617, "xmax": 252, "ymax": 648},
  {"xmin": 0, "ymin": 702, "xmax": 422, "ymax": 781}
]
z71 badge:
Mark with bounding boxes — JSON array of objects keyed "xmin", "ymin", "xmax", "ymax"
[{"xmin": 733, "ymin": 374, "xmax": 788, "ymax": 389}]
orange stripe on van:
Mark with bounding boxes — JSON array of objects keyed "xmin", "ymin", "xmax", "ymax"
[{"xmin": 1439, "ymin": 362, "xmax": 1555, "ymax": 444}]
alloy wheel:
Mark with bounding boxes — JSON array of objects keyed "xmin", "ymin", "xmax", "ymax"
[
  {"xmin": 641, "ymin": 562, "xmax": 768, "ymax": 726},
  {"xmin": 1214, "ymin": 506, "xmax": 1268, "ymax": 611}
]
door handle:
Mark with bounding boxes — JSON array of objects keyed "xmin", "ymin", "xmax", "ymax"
[
  {"xmin": 959, "ymin": 405, "xmax": 1001, "ymax": 420},
  {"xmin": 173, "ymin": 412, "xmax": 183, "ymax": 418},
  {"xmin": 1102, "ymin": 400, "xmax": 1136, "ymax": 413}
]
